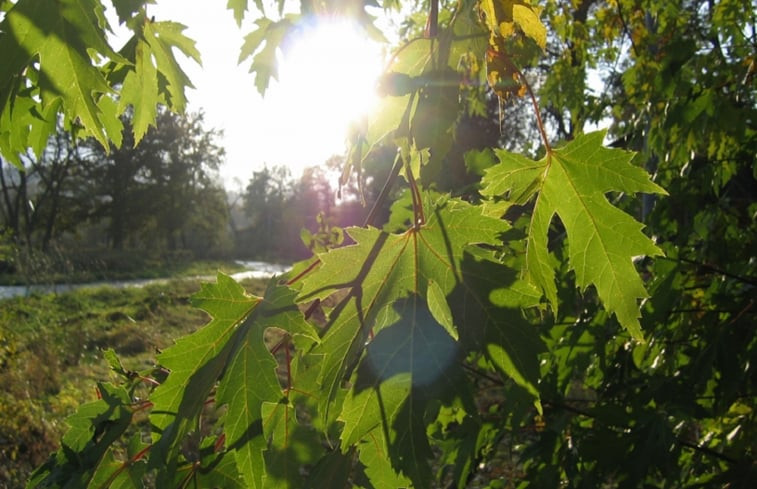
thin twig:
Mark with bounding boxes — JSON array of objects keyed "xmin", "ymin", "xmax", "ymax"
[
  {"xmin": 405, "ymin": 158, "xmax": 425, "ymax": 228},
  {"xmin": 363, "ymin": 151, "xmax": 403, "ymax": 227},
  {"xmin": 517, "ymin": 68, "xmax": 552, "ymax": 153},
  {"xmin": 662, "ymin": 256, "xmax": 757, "ymax": 286}
]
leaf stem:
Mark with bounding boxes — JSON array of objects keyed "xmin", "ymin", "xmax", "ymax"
[
  {"xmin": 363, "ymin": 151, "xmax": 403, "ymax": 227},
  {"xmin": 284, "ymin": 257, "xmax": 321, "ymax": 286},
  {"xmin": 405, "ymin": 156, "xmax": 425, "ymax": 228},
  {"xmin": 285, "ymin": 336, "xmax": 292, "ymax": 392},
  {"xmin": 97, "ymin": 443, "xmax": 153, "ymax": 489},
  {"xmin": 517, "ymin": 67, "xmax": 552, "ymax": 153}
]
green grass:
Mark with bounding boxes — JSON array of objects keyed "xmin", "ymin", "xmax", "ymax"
[
  {"xmin": 0, "ymin": 255, "xmax": 248, "ymax": 286},
  {"xmin": 0, "ymin": 275, "xmax": 267, "ymax": 487}
]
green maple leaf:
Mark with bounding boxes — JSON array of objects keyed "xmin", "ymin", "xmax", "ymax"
[
  {"xmin": 150, "ymin": 275, "xmax": 318, "ymax": 487},
  {"xmin": 193, "ymin": 453, "xmax": 246, "ymax": 489},
  {"xmin": 0, "ymin": 93, "xmax": 59, "ymax": 166},
  {"xmin": 118, "ymin": 37, "xmax": 159, "ymax": 144},
  {"xmin": 239, "ymin": 16, "xmax": 296, "ymax": 95},
  {"xmin": 112, "ymin": 0, "xmax": 151, "ymax": 24},
  {"xmin": 227, "ymin": 0, "xmax": 248, "ymax": 26},
  {"xmin": 305, "ymin": 449, "xmax": 357, "ymax": 488},
  {"xmin": 298, "ymin": 195, "xmax": 509, "ymax": 429},
  {"xmin": 27, "ymin": 383, "xmax": 134, "ymax": 488},
  {"xmin": 481, "ymin": 130, "xmax": 667, "ymax": 339},
  {"xmin": 143, "ymin": 20, "xmax": 200, "ymax": 112},
  {"xmin": 344, "ymin": 295, "xmax": 460, "ymax": 487},
  {"xmin": 452, "ymin": 250, "xmax": 546, "ymax": 403},
  {"xmin": 215, "ymin": 281, "xmax": 319, "ymax": 489},
  {"xmin": 353, "ymin": 428, "xmax": 413, "ymax": 489},
  {"xmin": 149, "ymin": 273, "xmax": 260, "ymax": 479},
  {"xmin": 0, "ymin": 0, "xmax": 124, "ymax": 149},
  {"xmin": 340, "ymin": 296, "xmax": 458, "ymax": 443},
  {"xmin": 260, "ymin": 399, "xmax": 323, "ymax": 488},
  {"xmin": 86, "ymin": 435, "xmax": 148, "ymax": 489},
  {"xmin": 226, "ymin": 0, "xmax": 264, "ymax": 26}
]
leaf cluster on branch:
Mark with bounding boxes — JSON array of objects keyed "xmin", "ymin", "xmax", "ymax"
[{"xmin": 1, "ymin": 0, "xmax": 754, "ymax": 487}]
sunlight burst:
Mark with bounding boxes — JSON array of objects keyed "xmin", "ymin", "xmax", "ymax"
[{"xmin": 260, "ymin": 20, "xmax": 385, "ymax": 175}]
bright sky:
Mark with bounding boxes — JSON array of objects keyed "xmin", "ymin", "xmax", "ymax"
[{"xmin": 142, "ymin": 2, "xmax": 387, "ymax": 186}]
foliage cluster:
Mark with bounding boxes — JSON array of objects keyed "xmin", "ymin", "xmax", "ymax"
[{"xmin": 0, "ymin": 0, "xmax": 754, "ymax": 488}]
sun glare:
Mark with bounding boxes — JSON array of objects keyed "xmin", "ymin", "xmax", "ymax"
[{"xmin": 259, "ymin": 20, "xmax": 385, "ymax": 175}]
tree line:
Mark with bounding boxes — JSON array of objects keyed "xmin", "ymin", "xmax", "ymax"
[
  {"xmin": 0, "ymin": 90, "xmax": 500, "ymax": 280},
  {"xmin": 0, "ymin": 108, "xmax": 387, "ymax": 278}
]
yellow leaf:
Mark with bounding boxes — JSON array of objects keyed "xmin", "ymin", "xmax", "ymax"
[{"xmin": 512, "ymin": 4, "xmax": 546, "ymax": 49}]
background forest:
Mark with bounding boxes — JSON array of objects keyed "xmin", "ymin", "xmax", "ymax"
[
  {"xmin": 0, "ymin": 0, "xmax": 755, "ymax": 488},
  {"xmin": 0, "ymin": 108, "xmax": 369, "ymax": 282}
]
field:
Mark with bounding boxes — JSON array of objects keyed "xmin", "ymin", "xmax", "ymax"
[{"xmin": 0, "ymin": 274, "xmax": 268, "ymax": 487}]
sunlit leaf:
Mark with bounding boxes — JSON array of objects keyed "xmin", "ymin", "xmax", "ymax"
[
  {"xmin": 112, "ymin": 0, "xmax": 151, "ymax": 24},
  {"xmin": 118, "ymin": 37, "xmax": 159, "ymax": 144},
  {"xmin": 239, "ymin": 16, "xmax": 297, "ymax": 95},
  {"xmin": 227, "ymin": 0, "xmax": 248, "ymax": 26},
  {"xmin": 216, "ymin": 281, "xmax": 318, "ymax": 489},
  {"xmin": 27, "ymin": 383, "xmax": 134, "ymax": 487},
  {"xmin": 342, "ymin": 295, "xmax": 459, "ymax": 487},
  {"xmin": 481, "ymin": 130, "xmax": 667, "ymax": 338},
  {"xmin": 298, "ymin": 195, "xmax": 509, "ymax": 429},
  {"xmin": 452, "ymin": 251, "xmax": 545, "ymax": 404},
  {"xmin": 0, "ymin": 0, "xmax": 124, "ymax": 148},
  {"xmin": 149, "ymin": 274, "xmax": 259, "ymax": 478},
  {"xmin": 512, "ymin": 3, "xmax": 546, "ymax": 49},
  {"xmin": 143, "ymin": 21, "xmax": 199, "ymax": 112}
]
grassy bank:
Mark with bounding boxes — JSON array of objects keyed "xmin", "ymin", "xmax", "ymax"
[
  {"xmin": 0, "ymin": 275, "xmax": 267, "ymax": 487},
  {"xmin": 0, "ymin": 251, "xmax": 249, "ymax": 286}
]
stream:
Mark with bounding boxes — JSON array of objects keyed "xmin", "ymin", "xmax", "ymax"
[{"xmin": 0, "ymin": 260, "xmax": 289, "ymax": 300}]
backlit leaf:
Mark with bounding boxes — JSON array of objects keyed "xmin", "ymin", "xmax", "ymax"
[
  {"xmin": 298, "ymin": 195, "xmax": 509, "ymax": 429},
  {"xmin": 452, "ymin": 251, "xmax": 545, "ymax": 404},
  {"xmin": 481, "ymin": 130, "xmax": 667, "ymax": 338},
  {"xmin": 26, "ymin": 383, "xmax": 134, "ymax": 488},
  {"xmin": 112, "ymin": 0, "xmax": 150, "ymax": 24},
  {"xmin": 216, "ymin": 281, "xmax": 319, "ymax": 489},
  {"xmin": 342, "ymin": 295, "xmax": 459, "ymax": 487},
  {"xmin": 149, "ymin": 274, "xmax": 259, "ymax": 479},
  {"xmin": 478, "ymin": 0, "xmax": 546, "ymax": 47},
  {"xmin": 0, "ymin": 0, "xmax": 121, "ymax": 148},
  {"xmin": 118, "ymin": 37, "xmax": 159, "ymax": 144},
  {"xmin": 512, "ymin": 3, "xmax": 546, "ymax": 49},
  {"xmin": 239, "ymin": 16, "xmax": 297, "ymax": 95},
  {"xmin": 143, "ymin": 21, "xmax": 199, "ymax": 112}
]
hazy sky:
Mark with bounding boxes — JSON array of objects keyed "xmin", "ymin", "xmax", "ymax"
[{"xmin": 140, "ymin": 1, "xmax": 386, "ymax": 187}]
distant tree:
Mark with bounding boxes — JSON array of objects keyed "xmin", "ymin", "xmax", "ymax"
[
  {"xmin": 182, "ymin": 184, "xmax": 233, "ymax": 257},
  {"xmin": 240, "ymin": 164, "xmax": 293, "ymax": 257},
  {"xmin": 77, "ymin": 108, "xmax": 225, "ymax": 253},
  {"xmin": 0, "ymin": 129, "xmax": 80, "ymax": 251}
]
